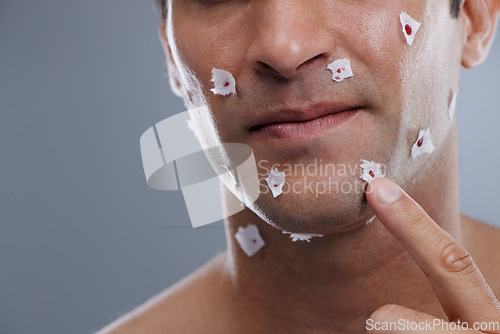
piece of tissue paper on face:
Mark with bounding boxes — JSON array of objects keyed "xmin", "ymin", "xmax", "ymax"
[
  {"xmin": 235, "ymin": 224, "xmax": 265, "ymax": 257},
  {"xmin": 327, "ymin": 59, "xmax": 354, "ymax": 82},
  {"xmin": 360, "ymin": 160, "xmax": 385, "ymax": 183},
  {"xmin": 283, "ymin": 231, "xmax": 323, "ymax": 242},
  {"xmin": 448, "ymin": 91, "xmax": 459, "ymax": 121},
  {"xmin": 210, "ymin": 68, "xmax": 237, "ymax": 96},
  {"xmin": 400, "ymin": 12, "xmax": 421, "ymax": 46},
  {"xmin": 266, "ymin": 168, "xmax": 286, "ymax": 198},
  {"xmin": 411, "ymin": 128, "xmax": 435, "ymax": 161}
]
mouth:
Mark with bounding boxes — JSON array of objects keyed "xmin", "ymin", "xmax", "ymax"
[{"xmin": 249, "ymin": 103, "xmax": 364, "ymax": 140}]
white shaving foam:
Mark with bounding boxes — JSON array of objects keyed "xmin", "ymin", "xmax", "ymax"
[
  {"xmin": 400, "ymin": 12, "xmax": 421, "ymax": 46},
  {"xmin": 283, "ymin": 231, "xmax": 323, "ymax": 242},
  {"xmin": 327, "ymin": 59, "xmax": 354, "ymax": 82},
  {"xmin": 360, "ymin": 160, "xmax": 385, "ymax": 183},
  {"xmin": 448, "ymin": 90, "xmax": 459, "ymax": 121},
  {"xmin": 235, "ymin": 224, "xmax": 265, "ymax": 257},
  {"xmin": 366, "ymin": 216, "xmax": 376, "ymax": 225},
  {"xmin": 210, "ymin": 68, "xmax": 237, "ymax": 96},
  {"xmin": 265, "ymin": 168, "xmax": 286, "ymax": 198},
  {"xmin": 411, "ymin": 128, "xmax": 435, "ymax": 161}
]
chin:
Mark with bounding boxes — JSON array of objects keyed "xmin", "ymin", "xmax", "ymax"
[{"xmin": 248, "ymin": 175, "xmax": 374, "ymax": 234}]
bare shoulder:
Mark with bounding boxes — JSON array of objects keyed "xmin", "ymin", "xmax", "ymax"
[
  {"xmin": 461, "ymin": 215, "xmax": 500, "ymax": 296},
  {"xmin": 96, "ymin": 252, "xmax": 235, "ymax": 334}
]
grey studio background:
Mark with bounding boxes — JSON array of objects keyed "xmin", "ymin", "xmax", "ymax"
[{"xmin": 0, "ymin": 1, "xmax": 499, "ymax": 333}]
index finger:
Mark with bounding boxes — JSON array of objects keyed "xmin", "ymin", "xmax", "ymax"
[{"xmin": 366, "ymin": 178, "xmax": 500, "ymax": 324}]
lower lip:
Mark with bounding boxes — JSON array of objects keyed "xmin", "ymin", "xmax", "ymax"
[{"xmin": 251, "ymin": 109, "xmax": 362, "ymax": 140}]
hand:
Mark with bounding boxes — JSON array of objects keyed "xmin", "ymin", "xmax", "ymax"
[{"xmin": 365, "ymin": 178, "xmax": 500, "ymax": 334}]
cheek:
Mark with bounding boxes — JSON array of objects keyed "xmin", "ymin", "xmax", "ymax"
[
  {"xmin": 173, "ymin": 31, "xmax": 213, "ymax": 94},
  {"xmin": 356, "ymin": 14, "xmax": 402, "ymax": 77},
  {"xmin": 399, "ymin": 4, "xmax": 459, "ymax": 128},
  {"xmin": 345, "ymin": 9, "xmax": 409, "ymax": 126},
  {"xmin": 343, "ymin": 10, "xmax": 409, "ymax": 156},
  {"xmin": 172, "ymin": 10, "xmax": 249, "ymax": 96},
  {"xmin": 347, "ymin": 6, "xmax": 406, "ymax": 79}
]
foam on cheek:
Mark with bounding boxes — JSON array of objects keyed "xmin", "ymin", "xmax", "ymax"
[
  {"xmin": 360, "ymin": 160, "xmax": 385, "ymax": 183},
  {"xmin": 327, "ymin": 59, "xmax": 354, "ymax": 82},
  {"xmin": 400, "ymin": 12, "xmax": 421, "ymax": 46},
  {"xmin": 411, "ymin": 128, "xmax": 435, "ymax": 160},
  {"xmin": 265, "ymin": 168, "xmax": 286, "ymax": 198},
  {"xmin": 448, "ymin": 90, "xmax": 459, "ymax": 121},
  {"xmin": 210, "ymin": 68, "xmax": 237, "ymax": 96},
  {"xmin": 282, "ymin": 231, "xmax": 323, "ymax": 242},
  {"xmin": 235, "ymin": 224, "xmax": 265, "ymax": 257}
]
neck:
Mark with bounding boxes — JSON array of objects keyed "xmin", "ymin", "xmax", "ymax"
[{"xmin": 222, "ymin": 127, "xmax": 460, "ymax": 333}]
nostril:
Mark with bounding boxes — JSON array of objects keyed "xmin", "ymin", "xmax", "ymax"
[
  {"xmin": 299, "ymin": 53, "xmax": 324, "ymax": 68},
  {"xmin": 254, "ymin": 61, "xmax": 291, "ymax": 82},
  {"xmin": 253, "ymin": 53, "xmax": 327, "ymax": 81}
]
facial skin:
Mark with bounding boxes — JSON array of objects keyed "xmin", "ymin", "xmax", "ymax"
[
  {"xmin": 95, "ymin": 2, "xmax": 500, "ymax": 332},
  {"xmin": 161, "ymin": 0, "xmax": 481, "ymax": 234}
]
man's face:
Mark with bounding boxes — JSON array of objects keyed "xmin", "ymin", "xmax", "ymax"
[{"xmin": 164, "ymin": 0, "xmax": 463, "ymax": 233}]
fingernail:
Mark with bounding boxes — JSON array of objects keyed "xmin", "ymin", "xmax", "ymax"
[{"xmin": 377, "ymin": 180, "xmax": 402, "ymax": 205}]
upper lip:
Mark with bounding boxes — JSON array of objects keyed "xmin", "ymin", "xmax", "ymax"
[{"xmin": 249, "ymin": 102, "xmax": 363, "ymax": 130}]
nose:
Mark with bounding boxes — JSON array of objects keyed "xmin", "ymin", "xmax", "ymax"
[{"xmin": 246, "ymin": 1, "xmax": 335, "ymax": 79}]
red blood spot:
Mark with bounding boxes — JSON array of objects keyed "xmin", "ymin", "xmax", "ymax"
[
  {"xmin": 252, "ymin": 239, "xmax": 256, "ymax": 243},
  {"xmin": 405, "ymin": 24, "xmax": 412, "ymax": 36},
  {"xmin": 335, "ymin": 77, "xmax": 341, "ymax": 80},
  {"xmin": 417, "ymin": 138, "xmax": 424, "ymax": 147},
  {"xmin": 369, "ymin": 170, "xmax": 375, "ymax": 178},
  {"xmin": 337, "ymin": 69, "xmax": 341, "ymax": 73},
  {"xmin": 273, "ymin": 184, "xmax": 278, "ymax": 187},
  {"xmin": 223, "ymin": 82, "xmax": 230, "ymax": 87}
]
